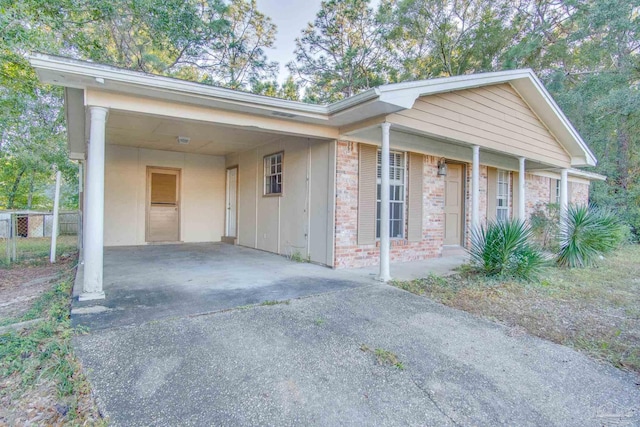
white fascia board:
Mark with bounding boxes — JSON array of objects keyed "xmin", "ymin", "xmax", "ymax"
[
  {"xmin": 568, "ymin": 168, "xmax": 607, "ymax": 181},
  {"xmin": 29, "ymin": 54, "xmax": 329, "ymax": 117}
]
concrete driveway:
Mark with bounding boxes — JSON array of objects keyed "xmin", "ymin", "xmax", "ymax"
[
  {"xmin": 72, "ymin": 243, "xmax": 368, "ymax": 330},
  {"xmin": 74, "ymin": 284, "xmax": 640, "ymax": 426}
]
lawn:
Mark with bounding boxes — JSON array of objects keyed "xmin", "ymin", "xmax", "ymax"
[
  {"xmin": 0, "ymin": 240, "xmax": 105, "ymax": 425},
  {"xmin": 0, "ymin": 235, "xmax": 78, "ymax": 267},
  {"xmin": 393, "ymin": 244, "xmax": 640, "ymax": 373}
]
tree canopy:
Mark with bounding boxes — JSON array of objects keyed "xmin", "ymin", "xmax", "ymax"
[{"xmin": 1, "ymin": 0, "xmax": 639, "ymax": 235}]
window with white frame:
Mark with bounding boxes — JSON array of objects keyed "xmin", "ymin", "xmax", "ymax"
[
  {"xmin": 376, "ymin": 150, "xmax": 405, "ymax": 238},
  {"xmin": 264, "ymin": 152, "xmax": 283, "ymax": 195},
  {"xmin": 496, "ymin": 169, "xmax": 510, "ymax": 221}
]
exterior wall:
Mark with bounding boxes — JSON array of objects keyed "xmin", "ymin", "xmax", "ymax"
[
  {"xmin": 332, "ymin": 140, "xmax": 594, "ymax": 269},
  {"xmin": 386, "ymin": 83, "xmax": 572, "ymax": 167},
  {"xmin": 226, "ymin": 137, "xmax": 334, "ymax": 266},
  {"xmin": 334, "ymin": 141, "xmax": 444, "ymax": 269},
  {"xmin": 104, "ymin": 145, "xmax": 226, "ymax": 246},
  {"xmin": 570, "ymin": 181, "xmax": 589, "ymax": 205}
]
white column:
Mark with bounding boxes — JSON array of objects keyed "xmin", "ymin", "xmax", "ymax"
[
  {"xmin": 518, "ymin": 157, "xmax": 526, "ymax": 221},
  {"xmin": 378, "ymin": 122, "xmax": 391, "ymax": 282},
  {"xmin": 79, "ymin": 106, "xmax": 108, "ymax": 301},
  {"xmin": 471, "ymin": 145, "xmax": 480, "ymax": 230},
  {"xmin": 559, "ymin": 168, "xmax": 569, "ymax": 227}
]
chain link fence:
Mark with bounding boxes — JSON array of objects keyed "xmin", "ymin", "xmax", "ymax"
[{"xmin": 0, "ymin": 211, "xmax": 80, "ymax": 266}]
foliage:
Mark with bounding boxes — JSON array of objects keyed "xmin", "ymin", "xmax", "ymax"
[
  {"xmin": 557, "ymin": 204, "xmax": 627, "ymax": 268},
  {"xmin": 0, "ymin": 274, "xmax": 104, "ymax": 423},
  {"xmin": 287, "ymin": 0, "xmax": 387, "ymax": 103},
  {"xmin": 470, "ymin": 219, "xmax": 545, "ymax": 280},
  {"xmin": 529, "ymin": 202, "xmax": 560, "ymax": 252}
]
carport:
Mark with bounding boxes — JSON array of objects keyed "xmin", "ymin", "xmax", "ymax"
[{"xmin": 72, "ymin": 243, "xmax": 367, "ymax": 330}]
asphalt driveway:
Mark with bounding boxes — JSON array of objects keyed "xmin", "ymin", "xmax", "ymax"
[{"xmin": 74, "ymin": 284, "xmax": 640, "ymax": 426}]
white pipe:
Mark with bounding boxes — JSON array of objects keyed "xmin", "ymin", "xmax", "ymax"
[
  {"xmin": 379, "ymin": 123, "xmax": 391, "ymax": 282},
  {"xmin": 50, "ymin": 170, "xmax": 62, "ymax": 263},
  {"xmin": 518, "ymin": 157, "xmax": 526, "ymax": 221},
  {"xmin": 471, "ymin": 145, "xmax": 480, "ymax": 229}
]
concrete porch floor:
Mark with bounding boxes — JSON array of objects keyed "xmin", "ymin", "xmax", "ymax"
[{"xmin": 72, "ymin": 243, "xmax": 467, "ymax": 330}]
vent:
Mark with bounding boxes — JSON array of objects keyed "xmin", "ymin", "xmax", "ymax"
[
  {"xmin": 272, "ymin": 111, "xmax": 296, "ymax": 118},
  {"xmin": 177, "ymin": 136, "xmax": 191, "ymax": 145}
]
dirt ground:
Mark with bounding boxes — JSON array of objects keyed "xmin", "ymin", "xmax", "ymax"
[{"xmin": 0, "ymin": 255, "xmax": 76, "ymax": 321}]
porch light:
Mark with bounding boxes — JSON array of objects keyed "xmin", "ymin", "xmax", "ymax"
[
  {"xmin": 177, "ymin": 136, "xmax": 190, "ymax": 145},
  {"xmin": 437, "ymin": 158, "xmax": 448, "ymax": 176}
]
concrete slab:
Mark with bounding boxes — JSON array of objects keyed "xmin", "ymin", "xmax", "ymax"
[
  {"xmin": 72, "ymin": 243, "xmax": 371, "ymax": 330},
  {"xmin": 74, "ymin": 285, "xmax": 640, "ymax": 426},
  {"xmin": 349, "ymin": 253, "xmax": 468, "ymax": 282}
]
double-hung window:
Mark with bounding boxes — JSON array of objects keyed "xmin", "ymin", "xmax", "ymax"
[
  {"xmin": 496, "ymin": 169, "xmax": 510, "ymax": 221},
  {"xmin": 376, "ymin": 150, "xmax": 405, "ymax": 238},
  {"xmin": 264, "ymin": 152, "xmax": 283, "ymax": 195}
]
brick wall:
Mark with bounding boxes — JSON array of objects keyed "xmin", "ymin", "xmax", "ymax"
[
  {"xmin": 333, "ymin": 140, "xmax": 591, "ymax": 268},
  {"xmin": 334, "ymin": 141, "xmax": 443, "ymax": 269},
  {"xmin": 570, "ymin": 182, "xmax": 589, "ymax": 206}
]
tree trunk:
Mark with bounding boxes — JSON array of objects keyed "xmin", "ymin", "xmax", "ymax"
[
  {"xmin": 7, "ymin": 166, "xmax": 26, "ymax": 209},
  {"xmin": 27, "ymin": 173, "xmax": 35, "ymax": 209},
  {"xmin": 617, "ymin": 115, "xmax": 630, "ymax": 190}
]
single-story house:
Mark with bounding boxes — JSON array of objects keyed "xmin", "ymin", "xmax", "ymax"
[{"xmin": 30, "ymin": 54, "xmax": 604, "ymax": 301}]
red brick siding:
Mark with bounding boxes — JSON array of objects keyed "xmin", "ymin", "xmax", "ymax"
[{"xmin": 570, "ymin": 182, "xmax": 589, "ymax": 206}]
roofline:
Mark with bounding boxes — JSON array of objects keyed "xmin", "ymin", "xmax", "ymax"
[
  {"xmin": 28, "ymin": 53, "xmax": 597, "ymax": 166},
  {"xmin": 567, "ymin": 168, "xmax": 607, "ymax": 181}
]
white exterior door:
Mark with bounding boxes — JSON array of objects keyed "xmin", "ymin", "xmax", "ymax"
[{"xmin": 226, "ymin": 167, "xmax": 238, "ymax": 237}]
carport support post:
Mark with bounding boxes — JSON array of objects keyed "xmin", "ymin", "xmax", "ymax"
[
  {"xmin": 559, "ymin": 168, "xmax": 569, "ymax": 229},
  {"xmin": 80, "ymin": 106, "xmax": 108, "ymax": 301},
  {"xmin": 471, "ymin": 145, "xmax": 480, "ymax": 230},
  {"xmin": 378, "ymin": 122, "xmax": 391, "ymax": 282},
  {"xmin": 518, "ymin": 157, "xmax": 526, "ymax": 221}
]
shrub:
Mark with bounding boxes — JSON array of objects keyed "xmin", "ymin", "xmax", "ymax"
[
  {"xmin": 529, "ymin": 202, "xmax": 560, "ymax": 251},
  {"xmin": 469, "ymin": 219, "xmax": 545, "ymax": 280},
  {"xmin": 557, "ymin": 204, "xmax": 626, "ymax": 268}
]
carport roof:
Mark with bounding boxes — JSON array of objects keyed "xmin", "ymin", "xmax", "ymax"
[{"xmin": 29, "ymin": 53, "xmax": 596, "ymax": 166}]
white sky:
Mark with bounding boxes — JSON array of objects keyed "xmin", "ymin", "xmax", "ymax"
[{"xmin": 255, "ymin": 0, "xmax": 324, "ymax": 82}]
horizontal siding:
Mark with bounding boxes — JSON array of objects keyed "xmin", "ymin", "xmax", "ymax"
[{"xmin": 388, "ymin": 83, "xmax": 571, "ymax": 167}]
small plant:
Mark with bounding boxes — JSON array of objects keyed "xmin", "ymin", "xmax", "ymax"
[
  {"xmin": 360, "ymin": 344, "xmax": 404, "ymax": 369},
  {"xmin": 469, "ymin": 219, "xmax": 545, "ymax": 280},
  {"xmin": 314, "ymin": 318, "xmax": 325, "ymax": 325},
  {"xmin": 289, "ymin": 250, "xmax": 309, "ymax": 263},
  {"xmin": 557, "ymin": 204, "xmax": 626, "ymax": 268},
  {"xmin": 260, "ymin": 299, "xmax": 290, "ymax": 306},
  {"xmin": 529, "ymin": 202, "xmax": 560, "ymax": 251}
]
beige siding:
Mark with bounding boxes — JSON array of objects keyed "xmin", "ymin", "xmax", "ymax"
[
  {"xmin": 358, "ymin": 144, "xmax": 377, "ymax": 245},
  {"xmin": 387, "ymin": 83, "xmax": 572, "ymax": 167},
  {"xmin": 407, "ymin": 153, "xmax": 424, "ymax": 242},
  {"xmin": 104, "ymin": 145, "xmax": 225, "ymax": 246},
  {"xmin": 227, "ymin": 137, "xmax": 333, "ymax": 265}
]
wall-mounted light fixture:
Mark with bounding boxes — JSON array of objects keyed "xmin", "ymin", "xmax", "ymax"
[
  {"xmin": 437, "ymin": 158, "xmax": 448, "ymax": 176},
  {"xmin": 177, "ymin": 136, "xmax": 191, "ymax": 145}
]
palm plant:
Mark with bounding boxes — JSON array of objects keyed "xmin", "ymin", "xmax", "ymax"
[
  {"xmin": 469, "ymin": 219, "xmax": 545, "ymax": 280},
  {"xmin": 557, "ymin": 205, "xmax": 626, "ymax": 268}
]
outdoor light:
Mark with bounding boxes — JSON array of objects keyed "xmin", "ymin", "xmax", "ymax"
[
  {"xmin": 177, "ymin": 136, "xmax": 191, "ymax": 145},
  {"xmin": 437, "ymin": 158, "xmax": 448, "ymax": 176}
]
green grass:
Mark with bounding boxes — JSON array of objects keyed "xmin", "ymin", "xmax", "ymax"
[
  {"xmin": 260, "ymin": 299, "xmax": 291, "ymax": 306},
  {"xmin": 0, "ymin": 267, "xmax": 105, "ymax": 424},
  {"xmin": 391, "ymin": 245, "xmax": 640, "ymax": 373},
  {"xmin": 0, "ymin": 235, "xmax": 78, "ymax": 267},
  {"xmin": 360, "ymin": 344, "xmax": 405, "ymax": 370}
]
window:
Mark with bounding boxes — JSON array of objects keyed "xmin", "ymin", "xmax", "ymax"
[
  {"xmin": 376, "ymin": 150, "xmax": 405, "ymax": 238},
  {"xmin": 264, "ymin": 152, "xmax": 283, "ymax": 195},
  {"xmin": 496, "ymin": 169, "xmax": 510, "ymax": 221}
]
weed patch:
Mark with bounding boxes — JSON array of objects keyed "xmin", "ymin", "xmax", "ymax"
[
  {"xmin": 260, "ymin": 299, "xmax": 290, "ymax": 306},
  {"xmin": 360, "ymin": 344, "xmax": 404, "ymax": 370}
]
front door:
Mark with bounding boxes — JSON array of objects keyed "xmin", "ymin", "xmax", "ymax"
[
  {"xmin": 147, "ymin": 167, "xmax": 180, "ymax": 242},
  {"xmin": 225, "ymin": 167, "xmax": 238, "ymax": 237},
  {"xmin": 444, "ymin": 163, "xmax": 463, "ymax": 245}
]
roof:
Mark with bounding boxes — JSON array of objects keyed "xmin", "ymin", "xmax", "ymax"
[{"xmin": 29, "ymin": 54, "xmax": 597, "ymax": 167}]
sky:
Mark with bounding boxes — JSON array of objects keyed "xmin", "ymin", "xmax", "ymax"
[{"xmin": 255, "ymin": 0, "xmax": 324, "ymax": 83}]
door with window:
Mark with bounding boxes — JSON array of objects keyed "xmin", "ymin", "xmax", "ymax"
[
  {"xmin": 146, "ymin": 167, "xmax": 180, "ymax": 242},
  {"xmin": 226, "ymin": 167, "xmax": 238, "ymax": 238},
  {"xmin": 444, "ymin": 163, "xmax": 463, "ymax": 245}
]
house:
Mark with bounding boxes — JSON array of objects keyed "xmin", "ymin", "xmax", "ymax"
[{"xmin": 30, "ymin": 54, "xmax": 604, "ymax": 301}]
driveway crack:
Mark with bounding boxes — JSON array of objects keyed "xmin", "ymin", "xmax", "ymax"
[{"xmin": 409, "ymin": 376, "xmax": 462, "ymax": 427}]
